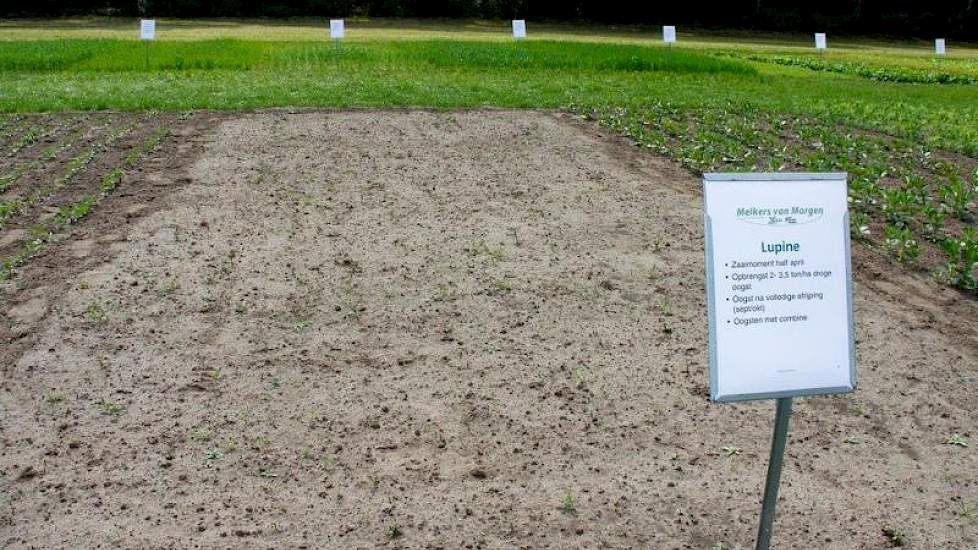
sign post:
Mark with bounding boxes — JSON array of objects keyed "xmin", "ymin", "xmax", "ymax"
[
  {"xmin": 935, "ymin": 38, "xmax": 947, "ymax": 56},
  {"xmin": 663, "ymin": 25, "xmax": 677, "ymax": 46},
  {"xmin": 702, "ymin": 172, "xmax": 856, "ymax": 550},
  {"xmin": 330, "ymin": 19, "xmax": 345, "ymax": 40},
  {"xmin": 755, "ymin": 397, "xmax": 792, "ymax": 549},
  {"xmin": 814, "ymin": 32, "xmax": 827, "ymax": 52},
  {"xmin": 512, "ymin": 20, "xmax": 527, "ymax": 40},
  {"xmin": 140, "ymin": 19, "xmax": 156, "ymax": 69},
  {"xmin": 329, "ymin": 19, "xmax": 344, "ymax": 61}
]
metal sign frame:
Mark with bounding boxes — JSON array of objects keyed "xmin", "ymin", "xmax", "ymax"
[{"xmin": 703, "ymin": 172, "xmax": 857, "ymax": 403}]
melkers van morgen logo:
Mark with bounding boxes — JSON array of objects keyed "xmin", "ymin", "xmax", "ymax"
[{"xmin": 735, "ymin": 206, "xmax": 825, "ymax": 226}]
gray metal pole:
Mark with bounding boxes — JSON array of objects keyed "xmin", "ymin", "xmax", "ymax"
[{"xmin": 755, "ymin": 397, "xmax": 793, "ymax": 550}]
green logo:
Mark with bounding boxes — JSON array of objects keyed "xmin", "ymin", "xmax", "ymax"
[{"xmin": 736, "ymin": 206, "xmax": 824, "ymax": 227}]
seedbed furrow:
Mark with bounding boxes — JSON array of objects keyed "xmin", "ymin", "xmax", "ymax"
[
  {"xmin": 0, "ymin": 114, "xmax": 143, "ymax": 229},
  {"xmin": 0, "ymin": 114, "xmax": 92, "ymax": 192},
  {"xmin": 0, "ymin": 114, "xmax": 178, "ymax": 282},
  {"xmin": 0, "ymin": 113, "xmax": 120, "ymax": 198}
]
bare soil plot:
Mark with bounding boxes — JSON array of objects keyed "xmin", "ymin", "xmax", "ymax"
[{"xmin": 1, "ymin": 110, "xmax": 976, "ymax": 549}]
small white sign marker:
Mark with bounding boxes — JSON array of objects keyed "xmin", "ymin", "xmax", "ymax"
[
  {"xmin": 512, "ymin": 19, "xmax": 526, "ymax": 40},
  {"xmin": 140, "ymin": 19, "xmax": 156, "ymax": 41},
  {"xmin": 814, "ymin": 33, "xmax": 827, "ymax": 50},
  {"xmin": 330, "ymin": 19, "xmax": 345, "ymax": 40},
  {"xmin": 935, "ymin": 38, "xmax": 946, "ymax": 56},
  {"xmin": 663, "ymin": 25, "xmax": 677, "ymax": 44}
]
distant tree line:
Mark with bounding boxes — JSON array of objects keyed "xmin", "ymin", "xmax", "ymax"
[{"xmin": 4, "ymin": 1, "xmax": 977, "ymax": 39}]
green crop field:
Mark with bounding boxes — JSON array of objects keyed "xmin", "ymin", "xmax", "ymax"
[
  {"xmin": 1, "ymin": 17, "xmax": 977, "ymax": 549},
  {"xmin": 1, "ymin": 17, "xmax": 977, "ymax": 293}
]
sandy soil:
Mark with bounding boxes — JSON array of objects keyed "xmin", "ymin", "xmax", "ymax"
[{"xmin": 1, "ymin": 110, "xmax": 976, "ymax": 549}]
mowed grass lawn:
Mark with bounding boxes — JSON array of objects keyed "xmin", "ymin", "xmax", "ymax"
[{"xmin": 1, "ymin": 17, "xmax": 978, "ymax": 293}]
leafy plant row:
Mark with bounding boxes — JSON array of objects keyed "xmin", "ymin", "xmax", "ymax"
[
  {"xmin": 732, "ymin": 53, "xmax": 978, "ymax": 85},
  {"xmin": 0, "ymin": 125, "xmax": 170, "ymax": 281},
  {"xmin": 0, "ymin": 120, "xmax": 138, "ymax": 228},
  {"xmin": 0, "ymin": 39, "xmax": 756, "ymax": 76},
  {"xmin": 575, "ymin": 102, "xmax": 978, "ymax": 293}
]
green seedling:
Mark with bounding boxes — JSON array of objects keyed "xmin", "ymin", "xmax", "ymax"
[
  {"xmin": 189, "ymin": 428, "xmax": 212, "ymax": 442},
  {"xmin": 721, "ymin": 445, "xmax": 742, "ymax": 457},
  {"xmin": 44, "ymin": 390, "xmax": 66, "ymax": 404},
  {"xmin": 946, "ymin": 434, "xmax": 968, "ymax": 447},
  {"xmin": 482, "ymin": 342, "xmax": 502, "ymax": 353},
  {"xmin": 258, "ymin": 466, "xmax": 276, "ymax": 478},
  {"xmin": 493, "ymin": 278, "xmax": 513, "ymax": 293},
  {"xmin": 85, "ymin": 302, "xmax": 109, "ymax": 325},
  {"xmin": 368, "ymin": 475, "xmax": 382, "ymax": 491},
  {"xmin": 222, "ymin": 439, "xmax": 239, "ymax": 454},
  {"xmin": 881, "ymin": 525, "xmax": 906, "ymax": 547},
  {"xmin": 572, "ymin": 366, "xmax": 590, "ymax": 389},
  {"xmin": 467, "ymin": 239, "xmax": 506, "ymax": 263},
  {"xmin": 100, "ymin": 168, "xmax": 124, "ymax": 193},
  {"xmin": 883, "ymin": 225, "xmax": 920, "ymax": 263},
  {"xmin": 560, "ymin": 490, "xmax": 576, "ymax": 513},
  {"xmin": 96, "ymin": 399, "xmax": 124, "ymax": 415},
  {"xmin": 157, "ymin": 279, "xmax": 180, "ymax": 296}
]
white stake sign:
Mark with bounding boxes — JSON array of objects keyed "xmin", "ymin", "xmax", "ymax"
[
  {"xmin": 936, "ymin": 38, "xmax": 946, "ymax": 55},
  {"xmin": 330, "ymin": 19, "xmax": 345, "ymax": 40},
  {"xmin": 703, "ymin": 173, "xmax": 856, "ymax": 402},
  {"xmin": 814, "ymin": 32, "xmax": 827, "ymax": 50},
  {"xmin": 140, "ymin": 19, "xmax": 156, "ymax": 41},
  {"xmin": 663, "ymin": 25, "xmax": 676, "ymax": 44},
  {"xmin": 512, "ymin": 19, "xmax": 526, "ymax": 39}
]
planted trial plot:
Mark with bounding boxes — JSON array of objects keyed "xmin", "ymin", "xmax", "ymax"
[
  {"xmin": 730, "ymin": 51, "xmax": 978, "ymax": 85},
  {"xmin": 0, "ymin": 113, "xmax": 192, "ymax": 282},
  {"xmin": 0, "ymin": 110, "xmax": 975, "ymax": 550},
  {"xmin": 0, "ymin": 19, "xmax": 975, "ymax": 550},
  {"xmin": 1, "ymin": 115, "xmax": 102, "ymax": 198},
  {"xmin": 586, "ymin": 102, "xmax": 978, "ymax": 294}
]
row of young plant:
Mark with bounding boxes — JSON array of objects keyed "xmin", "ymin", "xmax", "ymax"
[
  {"xmin": 0, "ymin": 125, "xmax": 171, "ymax": 282},
  {"xmin": 0, "ymin": 119, "xmax": 138, "ymax": 227},
  {"xmin": 573, "ymin": 102, "xmax": 978, "ymax": 293},
  {"xmin": 0, "ymin": 115, "xmax": 28, "ymax": 143},
  {"xmin": 724, "ymin": 53, "xmax": 978, "ymax": 85},
  {"xmin": 1, "ymin": 115, "xmax": 88, "ymax": 193}
]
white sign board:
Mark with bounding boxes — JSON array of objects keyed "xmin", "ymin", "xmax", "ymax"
[
  {"xmin": 935, "ymin": 38, "xmax": 946, "ymax": 55},
  {"xmin": 814, "ymin": 32, "xmax": 827, "ymax": 50},
  {"xmin": 663, "ymin": 25, "xmax": 677, "ymax": 44},
  {"xmin": 703, "ymin": 173, "xmax": 856, "ymax": 402},
  {"xmin": 512, "ymin": 19, "xmax": 526, "ymax": 39},
  {"xmin": 140, "ymin": 19, "xmax": 156, "ymax": 41},
  {"xmin": 330, "ymin": 19, "xmax": 345, "ymax": 40}
]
